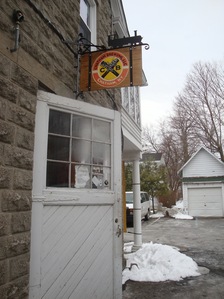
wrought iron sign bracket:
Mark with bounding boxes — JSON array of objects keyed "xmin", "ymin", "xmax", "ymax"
[
  {"xmin": 108, "ymin": 30, "xmax": 150, "ymax": 50},
  {"xmin": 77, "ymin": 33, "xmax": 106, "ymax": 54},
  {"xmin": 64, "ymin": 33, "xmax": 107, "ymax": 98},
  {"xmin": 69, "ymin": 32, "xmax": 149, "ymax": 98}
]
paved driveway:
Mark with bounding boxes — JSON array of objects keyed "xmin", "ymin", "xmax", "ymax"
[{"xmin": 123, "ymin": 217, "xmax": 224, "ymax": 299}]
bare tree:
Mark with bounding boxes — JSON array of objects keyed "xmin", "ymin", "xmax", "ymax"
[
  {"xmin": 176, "ymin": 61, "xmax": 224, "ymax": 160},
  {"xmin": 171, "ymin": 94, "xmax": 199, "ymax": 163},
  {"xmin": 142, "ymin": 125, "xmax": 160, "ymax": 152},
  {"xmin": 143, "ymin": 121, "xmax": 183, "ymax": 196},
  {"xmin": 142, "ymin": 60, "xmax": 224, "ymax": 201}
]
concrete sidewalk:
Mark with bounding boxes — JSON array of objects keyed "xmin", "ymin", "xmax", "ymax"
[{"xmin": 122, "ymin": 217, "xmax": 224, "ymax": 299}]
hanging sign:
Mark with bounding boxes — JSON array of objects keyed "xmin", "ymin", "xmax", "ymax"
[{"xmin": 80, "ymin": 46, "xmax": 142, "ymax": 92}]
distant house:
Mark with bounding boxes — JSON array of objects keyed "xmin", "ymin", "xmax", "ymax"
[
  {"xmin": 141, "ymin": 152, "xmax": 165, "ymax": 166},
  {"xmin": 179, "ymin": 146, "xmax": 224, "ymax": 217}
]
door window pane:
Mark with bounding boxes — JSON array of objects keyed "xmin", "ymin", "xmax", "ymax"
[
  {"xmin": 48, "ymin": 110, "xmax": 70, "ymax": 135},
  {"xmin": 73, "ymin": 164, "xmax": 91, "ymax": 188},
  {"xmin": 71, "ymin": 139, "xmax": 91, "ymax": 163},
  {"xmin": 47, "ymin": 162, "xmax": 69, "ymax": 187},
  {"xmin": 48, "ymin": 136, "xmax": 70, "ymax": 161},
  {"xmin": 92, "ymin": 142, "xmax": 111, "ymax": 166},
  {"xmin": 92, "ymin": 166, "xmax": 111, "ymax": 189},
  {"xmin": 102, "ymin": 167, "xmax": 111, "ymax": 189},
  {"xmin": 72, "ymin": 115, "xmax": 92, "ymax": 139},
  {"xmin": 93, "ymin": 119, "xmax": 110, "ymax": 143}
]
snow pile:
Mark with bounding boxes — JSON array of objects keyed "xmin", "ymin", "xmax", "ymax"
[
  {"xmin": 149, "ymin": 200, "xmax": 194, "ymax": 220},
  {"xmin": 150, "ymin": 211, "xmax": 164, "ymax": 218},
  {"xmin": 175, "ymin": 200, "xmax": 184, "ymax": 209},
  {"xmin": 123, "ymin": 242, "xmax": 200, "ymax": 284},
  {"xmin": 174, "ymin": 212, "xmax": 193, "ymax": 220}
]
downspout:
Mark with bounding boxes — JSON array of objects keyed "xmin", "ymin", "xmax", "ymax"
[
  {"xmin": 10, "ymin": 10, "xmax": 24, "ymax": 52},
  {"xmin": 11, "ymin": 22, "xmax": 20, "ymax": 52}
]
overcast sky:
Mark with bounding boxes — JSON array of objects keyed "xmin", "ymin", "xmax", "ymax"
[{"xmin": 122, "ymin": 0, "xmax": 224, "ymax": 127}]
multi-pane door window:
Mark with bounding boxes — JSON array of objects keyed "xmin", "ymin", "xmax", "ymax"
[{"xmin": 47, "ymin": 109, "xmax": 111, "ymax": 189}]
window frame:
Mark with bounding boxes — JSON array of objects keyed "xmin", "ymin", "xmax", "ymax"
[
  {"xmin": 80, "ymin": 0, "xmax": 97, "ymax": 45},
  {"xmin": 32, "ymin": 90, "xmax": 121, "ymax": 206},
  {"xmin": 46, "ymin": 109, "xmax": 112, "ymax": 190}
]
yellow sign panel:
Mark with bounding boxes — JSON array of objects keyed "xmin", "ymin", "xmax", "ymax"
[{"xmin": 80, "ymin": 46, "xmax": 142, "ymax": 91}]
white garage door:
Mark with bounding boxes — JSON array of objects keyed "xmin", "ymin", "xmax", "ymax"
[{"xmin": 188, "ymin": 187, "xmax": 223, "ymax": 217}]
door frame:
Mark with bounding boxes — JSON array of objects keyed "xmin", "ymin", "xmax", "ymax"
[{"xmin": 29, "ymin": 91, "xmax": 122, "ymax": 298}]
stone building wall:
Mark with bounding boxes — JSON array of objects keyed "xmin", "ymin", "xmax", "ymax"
[{"xmin": 0, "ymin": 0, "xmax": 120, "ymax": 297}]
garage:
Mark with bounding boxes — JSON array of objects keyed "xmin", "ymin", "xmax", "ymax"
[
  {"xmin": 188, "ymin": 187, "xmax": 223, "ymax": 217},
  {"xmin": 179, "ymin": 146, "xmax": 224, "ymax": 217}
]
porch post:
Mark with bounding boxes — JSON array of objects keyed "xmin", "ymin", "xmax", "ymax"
[{"xmin": 132, "ymin": 159, "xmax": 142, "ymax": 250}]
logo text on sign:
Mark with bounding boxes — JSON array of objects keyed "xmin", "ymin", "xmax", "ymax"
[{"xmin": 92, "ymin": 50, "xmax": 129, "ymax": 87}]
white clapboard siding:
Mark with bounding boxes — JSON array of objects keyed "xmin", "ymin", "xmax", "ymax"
[
  {"xmin": 41, "ymin": 205, "xmax": 113, "ymax": 299},
  {"xmin": 183, "ymin": 148, "xmax": 224, "ymax": 177}
]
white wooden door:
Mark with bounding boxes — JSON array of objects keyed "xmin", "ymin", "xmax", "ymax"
[
  {"xmin": 188, "ymin": 187, "xmax": 223, "ymax": 217},
  {"xmin": 29, "ymin": 92, "xmax": 122, "ymax": 299}
]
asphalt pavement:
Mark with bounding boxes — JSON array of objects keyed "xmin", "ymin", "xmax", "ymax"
[{"xmin": 122, "ymin": 217, "xmax": 224, "ymax": 299}]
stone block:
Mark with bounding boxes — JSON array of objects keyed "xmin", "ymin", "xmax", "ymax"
[
  {"xmin": 21, "ymin": 35, "xmax": 52, "ymax": 72},
  {"xmin": 15, "ymin": 127, "xmax": 34, "ymax": 151},
  {"xmin": 0, "ymin": 77, "xmax": 18, "ymax": 103},
  {"xmin": 11, "ymin": 212, "xmax": 31, "ymax": 234},
  {"xmin": 4, "ymin": 145, "xmax": 33, "ymax": 170},
  {"xmin": 6, "ymin": 233, "xmax": 30, "ymax": 258},
  {"xmin": 0, "ymin": 214, "xmax": 11, "ymax": 237},
  {"xmin": 0, "ymin": 10, "xmax": 11, "ymax": 34},
  {"xmin": 0, "ymin": 260, "xmax": 8, "ymax": 286},
  {"xmin": 13, "ymin": 169, "xmax": 33, "ymax": 190},
  {"xmin": 20, "ymin": 11, "xmax": 39, "ymax": 43},
  {"xmin": 0, "ymin": 167, "xmax": 11, "ymax": 189},
  {"xmin": 9, "ymin": 254, "xmax": 30, "ymax": 281},
  {"xmin": 0, "ymin": 54, "xmax": 11, "ymax": 77},
  {"xmin": 7, "ymin": 103, "xmax": 35, "ymax": 132},
  {"xmin": 0, "ymin": 143, "xmax": 4, "ymax": 166},
  {"xmin": 0, "ymin": 97, "xmax": 7, "ymax": 120},
  {"xmin": 0, "ymin": 275, "xmax": 29, "ymax": 299},
  {"xmin": 38, "ymin": 20, "xmax": 53, "ymax": 42},
  {"xmin": 18, "ymin": 89, "xmax": 37, "ymax": 114},
  {"xmin": 0, "ymin": 0, "xmax": 16, "ymax": 18},
  {"xmin": 11, "ymin": 65, "xmax": 38, "ymax": 96},
  {"xmin": 52, "ymin": 62, "xmax": 64, "ymax": 81},
  {"xmin": 38, "ymin": 33, "xmax": 61, "ymax": 65},
  {"xmin": 0, "ymin": 120, "xmax": 15, "ymax": 144},
  {"xmin": 0, "ymin": 237, "xmax": 7, "ymax": 260},
  {"xmin": 1, "ymin": 190, "xmax": 31, "ymax": 212}
]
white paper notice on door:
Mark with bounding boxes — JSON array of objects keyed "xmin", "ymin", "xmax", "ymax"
[{"xmin": 75, "ymin": 165, "xmax": 90, "ymax": 188}]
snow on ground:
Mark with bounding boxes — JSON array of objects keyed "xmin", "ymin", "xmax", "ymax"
[
  {"xmin": 123, "ymin": 242, "xmax": 201, "ymax": 284},
  {"xmin": 149, "ymin": 199, "xmax": 194, "ymax": 220},
  {"xmin": 122, "ymin": 200, "xmax": 198, "ymax": 284},
  {"xmin": 175, "ymin": 199, "xmax": 184, "ymax": 209},
  {"xmin": 174, "ymin": 212, "xmax": 193, "ymax": 220},
  {"xmin": 149, "ymin": 211, "xmax": 165, "ymax": 218}
]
